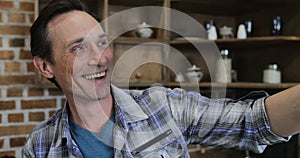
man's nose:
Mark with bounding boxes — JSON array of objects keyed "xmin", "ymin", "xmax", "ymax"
[{"xmin": 88, "ymin": 45, "xmax": 110, "ymax": 65}]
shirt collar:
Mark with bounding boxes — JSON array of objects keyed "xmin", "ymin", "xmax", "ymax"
[{"xmin": 111, "ymin": 85, "xmax": 148, "ymax": 123}]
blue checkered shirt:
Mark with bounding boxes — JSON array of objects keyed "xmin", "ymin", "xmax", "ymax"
[{"xmin": 23, "ymin": 85, "xmax": 289, "ymax": 157}]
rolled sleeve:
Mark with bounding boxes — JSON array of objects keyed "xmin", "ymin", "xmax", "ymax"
[
  {"xmin": 168, "ymin": 89, "xmax": 290, "ymax": 154},
  {"xmin": 255, "ymin": 97, "xmax": 291, "ymax": 144}
]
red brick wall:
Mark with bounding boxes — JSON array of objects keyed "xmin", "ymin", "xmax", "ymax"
[{"xmin": 0, "ymin": 0, "xmax": 64, "ymax": 157}]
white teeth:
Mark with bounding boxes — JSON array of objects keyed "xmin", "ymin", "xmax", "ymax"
[{"xmin": 83, "ymin": 71, "xmax": 106, "ymax": 80}]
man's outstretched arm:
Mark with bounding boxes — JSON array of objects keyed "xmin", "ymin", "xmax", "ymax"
[{"xmin": 265, "ymin": 84, "xmax": 300, "ymax": 137}]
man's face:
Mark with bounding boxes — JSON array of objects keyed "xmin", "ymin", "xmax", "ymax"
[{"xmin": 47, "ymin": 11, "xmax": 113, "ymax": 101}]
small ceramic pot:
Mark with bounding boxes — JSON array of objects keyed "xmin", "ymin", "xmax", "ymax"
[
  {"xmin": 136, "ymin": 22, "xmax": 153, "ymax": 38},
  {"xmin": 185, "ymin": 65, "xmax": 203, "ymax": 82}
]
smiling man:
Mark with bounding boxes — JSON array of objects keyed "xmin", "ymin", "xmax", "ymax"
[
  {"xmin": 23, "ymin": 0, "xmax": 300, "ymax": 157},
  {"xmin": 33, "ymin": 9, "xmax": 114, "ymax": 131}
]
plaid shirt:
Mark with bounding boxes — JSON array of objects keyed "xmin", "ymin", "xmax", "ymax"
[{"xmin": 23, "ymin": 85, "xmax": 288, "ymax": 158}]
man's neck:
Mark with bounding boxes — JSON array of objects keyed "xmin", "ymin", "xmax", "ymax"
[{"xmin": 67, "ymin": 94, "xmax": 114, "ymax": 132}]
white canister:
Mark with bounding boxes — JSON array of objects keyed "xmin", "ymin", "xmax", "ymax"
[
  {"xmin": 237, "ymin": 24, "xmax": 247, "ymax": 39},
  {"xmin": 263, "ymin": 64, "xmax": 281, "ymax": 83},
  {"xmin": 208, "ymin": 25, "xmax": 218, "ymax": 40},
  {"xmin": 215, "ymin": 49, "xmax": 232, "ymax": 83}
]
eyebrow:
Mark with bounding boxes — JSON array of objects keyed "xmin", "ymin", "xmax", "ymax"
[
  {"xmin": 99, "ymin": 34, "xmax": 109, "ymax": 39},
  {"xmin": 66, "ymin": 38, "xmax": 84, "ymax": 49},
  {"xmin": 67, "ymin": 33, "xmax": 109, "ymax": 48}
]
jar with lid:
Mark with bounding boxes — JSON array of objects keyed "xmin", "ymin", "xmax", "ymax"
[
  {"xmin": 263, "ymin": 63, "xmax": 281, "ymax": 83},
  {"xmin": 215, "ymin": 49, "xmax": 232, "ymax": 83},
  {"xmin": 185, "ymin": 65, "xmax": 203, "ymax": 82}
]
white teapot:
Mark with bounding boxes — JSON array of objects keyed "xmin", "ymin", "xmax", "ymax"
[
  {"xmin": 136, "ymin": 22, "xmax": 153, "ymax": 38},
  {"xmin": 185, "ymin": 65, "xmax": 203, "ymax": 82}
]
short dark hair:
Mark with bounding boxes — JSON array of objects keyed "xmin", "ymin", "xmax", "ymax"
[
  {"xmin": 30, "ymin": 0, "xmax": 100, "ymax": 63},
  {"xmin": 30, "ymin": 0, "xmax": 100, "ymax": 87}
]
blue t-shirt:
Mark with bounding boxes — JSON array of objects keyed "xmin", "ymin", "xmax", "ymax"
[{"xmin": 69, "ymin": 113, "xmax": 115, "ymax": 157}]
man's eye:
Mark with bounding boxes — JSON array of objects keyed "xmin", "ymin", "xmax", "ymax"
[
  {"xmin": 71, "ymin": 44, "xmax": 84, "ymax": 53},
  {"xmin": 98, "ymin": 40, "xmax": 108, "ymax": 47}
]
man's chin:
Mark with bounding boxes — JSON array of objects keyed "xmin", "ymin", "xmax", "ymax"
[
  {"xmin": 73, "ymin": 77, "xmax": 111, "ymax": 97},
  {"xmin": 87, "ymin": 86, "xmax": 111, "ymax": 101}
]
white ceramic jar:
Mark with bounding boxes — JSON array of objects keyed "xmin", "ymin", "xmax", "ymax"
[
  {"xmin": 263, "ymin": 64, "xmax": 281, "ymax": 83},
  {"xmin": 208, "ymin": 25, "xmax": 218, "ymax": 40},
  {"xmin": 136, "ymin": 22, "xmax": 153, "ymax": 38},
  {"xmin": 237, "ymin": 24, "xmax": 247, "ymax": 39}
]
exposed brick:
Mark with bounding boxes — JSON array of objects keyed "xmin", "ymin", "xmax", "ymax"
[
  {"xmin": 5, "ymin": 62, "xmax": 21, "ymax": 72},
  {"xmin": 49, "ymin": 88, "xmax": 63, "ymax": 96},
  {"xmin": 0, "ymin": 1, "xmax": 14, "ymax": 10},
  {"xmin": 8, "ymin": 13, "xmax": 25, "ymax": 23},
  {"xmin": 29, "ymin": 112, "xmax": 45, "ymax": 122},
  {"xmin": 7, "ymin": 87, "xmax": 23, "ymax": 97},
  {"xmin": 0, "ymin": 101, "xmax": 15, "ymax": 110},
  {"xmin": 9, "ymin": 38, "xmax": 25, "ymax": 47},
  {"xmin": 0, "ymin": 26, "xmax": 30, "ymax": 35},
  {"xmin": 49, "ymin": 110, "xmax": 57, "ymax": 117},
  {"xmin": 0, "ymin": 13, "xmax": 2, "ymax": 23},
  {"xmin": 19, "ymin": 2, "xmax": 34, "ymax": 11},
  {"xmin": 19, "ymin": 49, "xmax": 32, "ymax": 59},
  {"xmin": 29, "ymin": 14, "xmax": 34, "ymax": 23},
  {"xmin": 0, "ymin": 151, "xmax": 15, "ymax": 158},
  {"xmin": 10, "ymin": 137, "xmax": 26, "ymax": 147},
  {"xmin": 8, "ymin": 113, "xmax": 24, "ymax": 122},
  {"xmin": 0, "ymin": 125, "xmax": 36, "ymax": 136},
  {"xmin": 0, "ymin": 50, "xmax": 14, "ymax": 60},
  {"xmin": 28, "ymin": 87, "xmax": 44, "ymax": 96},
  {"xmin": 27, "ymin": 62, "xmax": 35, "ymax": 72},
  {"xmin": 21, "ymin": 99, "xmax": 56, "ymax": 109},
  {"xmin": 61, "ymin": 98, "xmax": 66, "ymax": 106},
  {"xmin": 0, "ymin": 75, "xmax": 35, "ymax": 85},
  {"xmin": 0, "ymin": 139, "xmax": 3, "ymax": 148}
]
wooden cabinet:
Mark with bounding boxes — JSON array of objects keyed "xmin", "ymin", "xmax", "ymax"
[
  {"xmin": 82, "ymin": 0, "xmax": 300, "ymax": 92},
  {"xmin": 168, "ymin": 0, "xmax": 300, "ymax": 89}
]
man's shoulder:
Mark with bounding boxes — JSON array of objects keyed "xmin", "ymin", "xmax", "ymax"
[
  {"xmin": 113, "ymin": 85, "xmax": 191, "ymax": 103},
  {"xmin": 26, "ymin": 108, "xmax": 64, "ymax": 140},
  {"xmin": 129, "ymin": 85, "xmax": 170, "ymax": 95},
  {"xmin": 23, "ymin": 108, "xmax": 68, "ymax": 156},
  {"xmin": 112, "ymin": 85, "xmax": 170, "ymax": 99}
]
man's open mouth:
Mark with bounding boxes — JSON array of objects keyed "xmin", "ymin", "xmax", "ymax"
[{"xmin": 82, "ymin": 71, "xmax": 106, "ymax": 80}]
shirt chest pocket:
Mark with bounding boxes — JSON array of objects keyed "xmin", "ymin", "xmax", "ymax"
[{"xmin": 128, "ymin": 129, "xmax": 186, "ymax": 158}]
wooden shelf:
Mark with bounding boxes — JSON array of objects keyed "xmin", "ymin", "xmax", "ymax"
[
  {"xmin": 114, "ymin": 36, "xmax": 300, "ymax": 47},
  {"xmin": 170, "ymin": 36, "xmax": 300, "ymax": 45},
  {"xmin": 168, "ymin": 82, "xmax": 298, "ymax": 89},
  {"xmin": 114, "ymin": 81, "xmax": 298, "ymax": 89},
  {"xmin": 170, "ymin": 36, "xmax": 300, "ymax": 50},
  {"xmin": 108, "ymin": 0, "xmax": 164, "ymax": 7},
  {"xmin": 217, "ymin": 36, "xmax": 300, "ymax": 47},
  {"xmin": 113, "ymin": 37, "xmax": 165, "ymax": 45},
  {"xmin": 218, "ymin": 36, "xmax": 300, "ymax": 42}
]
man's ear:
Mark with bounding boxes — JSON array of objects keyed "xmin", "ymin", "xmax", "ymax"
[{"xmin": 33, "ymin": 56, "xmax": 54, "ymax": 78}]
